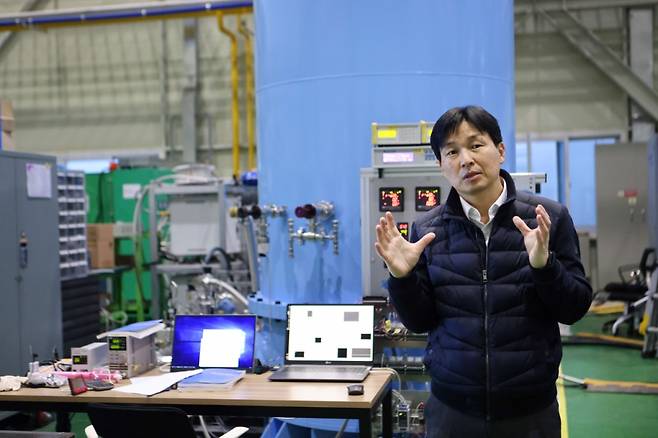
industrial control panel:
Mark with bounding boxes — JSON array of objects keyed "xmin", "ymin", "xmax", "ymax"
[
  {"xmin": 361, "ymin": 122, "xmax": 547, "ymax": 296},
  {"xmin": 361, "ymin": 170, "xmax": 453, "ymax": 295}
]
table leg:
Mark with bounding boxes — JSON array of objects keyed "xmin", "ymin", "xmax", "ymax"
[
  {"xmin": 358, "ymin": 412, "xmax": 372, "ymax": 438},
  {"xmin": 55, "ymin": 411, "xmax": 70, "ymax": 432},
  {"xmin": 382, "ymin": 387, "xmax": 392, "ymax": 438}
]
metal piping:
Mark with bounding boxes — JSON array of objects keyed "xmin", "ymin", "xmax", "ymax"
[
  {"xmin": 238, "ymin": 17, "xmax": 256, "ymax": 171},
  {"xmin": 0, "ymin": 0, "xmax": 252, "ymax": 31},
  {"xmin": 159, "ymin": 19, "xmax": 171, "ymax": 153},
  {"xmin": 201, "ymin": 276, "xmax": 249, "ymax": 307},
  {"xmin": 181, "ymin": 18, "xmax": 199, "ymax": 163},
  {"xmin": 217, "ymin": 11, "xmax": 241, "ymax": 177}
]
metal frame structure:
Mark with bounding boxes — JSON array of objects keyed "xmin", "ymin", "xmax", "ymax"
[
  {"xmin": 539, "ymin": 7, "xmax": 658, "ymax": 123},
  {"xmin": 515, "ymin": 0, "xmax": 658, "ymax": 14},
  {"xmin": 147, "ymin": 181, "xmax": 227, "ymax": 318}
]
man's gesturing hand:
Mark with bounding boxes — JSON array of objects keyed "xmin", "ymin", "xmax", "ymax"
[
  {"xmin": 374, "ymin": 212, "xmax": 436, "ymax": 278},
  {"xmin": 512, "ymin": 204, "xmax": 551, "ymax": 269}
]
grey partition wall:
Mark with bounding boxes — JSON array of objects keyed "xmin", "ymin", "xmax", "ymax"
[
  {"xmin": 0, "ymin": 150, "xmax": 61, "ymax": 375},
  {"xmin": 596, "ymin": 143, "xmax": 650, "ymax": 288}
]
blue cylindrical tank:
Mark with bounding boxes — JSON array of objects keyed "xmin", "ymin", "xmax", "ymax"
[{"xmin": 254, "ymin": 0, "xmax": 514, "ymax": 312}]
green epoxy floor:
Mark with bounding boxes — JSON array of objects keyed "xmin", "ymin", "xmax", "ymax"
[{"xmin": 562, "ymin": 314, "xmax": 658, "ymax": 438}]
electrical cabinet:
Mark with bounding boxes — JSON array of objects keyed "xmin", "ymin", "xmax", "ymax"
[
  {"xmin": 596, "ymin": 143, "xmax": 649, "ymax": 288},
  {"xmin": 0, "ymin": 151, "xmax": 61, "ymax": 375}
]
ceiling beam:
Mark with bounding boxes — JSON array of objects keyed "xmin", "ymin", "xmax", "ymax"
[
  {"xmin": 516, "ymin": 0, "xmax": 658, "ymax": 14},
  {"xmin": 0, "ymin": 0, "xmax": 49, "ymax": 61}
]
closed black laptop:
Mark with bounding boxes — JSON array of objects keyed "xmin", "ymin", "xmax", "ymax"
[{"xmin": 268, "ymin": 304, "xmax": 374, "ymax": 382}]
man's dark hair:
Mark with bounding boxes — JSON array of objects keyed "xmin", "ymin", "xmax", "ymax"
[{"xmin": 429, "ymin": 106, "xmax": 503, "ymax": 161}]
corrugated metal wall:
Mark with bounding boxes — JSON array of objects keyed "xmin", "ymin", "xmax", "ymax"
[
  {"xmin": 0, "ymin": 2, "xmax": 654, "ymax": 176},
  {"xmin": 0, "ymin": 1, "xmax": 253, "ymax": 174}
]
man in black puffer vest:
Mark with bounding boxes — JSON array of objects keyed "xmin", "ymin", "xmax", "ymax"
[{"xmin": 375, "ymin": 106, "xmax": 592, "ymax": 437}]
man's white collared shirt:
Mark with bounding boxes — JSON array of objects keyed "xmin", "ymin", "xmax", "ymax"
[{"xmin": 459, "ymin": 179, "xmax": 507, "ymax": 246}]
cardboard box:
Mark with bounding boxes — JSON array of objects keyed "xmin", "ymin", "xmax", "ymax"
[
  {"xmin": 1, "ymin": 131, "xmax": 14, "ymax": 151},
  {"xmin": 0, "ymin": 100, "xmax": 15, "ymax": 133},
  {"xmin": 87, "ymin": 224, "xmax": 115, "ymax": 268}
]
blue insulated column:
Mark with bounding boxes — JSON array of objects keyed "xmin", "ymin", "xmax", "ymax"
[{"xmin": 253, "ymin": 0, "xmax": 514, "ymax": 312}]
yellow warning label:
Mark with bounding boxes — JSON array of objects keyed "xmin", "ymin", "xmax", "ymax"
[{"xmin": 377, "ymin": 128, "xmax": 397, "ymax": 139}]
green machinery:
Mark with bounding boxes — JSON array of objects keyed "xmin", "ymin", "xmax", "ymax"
[{"xmin": 86, "ymin": 167, "xmax": 172, "ymax": 321}]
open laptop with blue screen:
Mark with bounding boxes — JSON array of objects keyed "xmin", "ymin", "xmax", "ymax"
[
  {"xmin": 171, "ymin": 314, "xmax": 256, "ymax": 372},
  {"xmin": 268, "ymin": 304, "xmax": 374, "ymax": 382}
]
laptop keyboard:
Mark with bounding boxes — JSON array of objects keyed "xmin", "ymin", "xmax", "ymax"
[
  {"xmin": 269, "ymin": 364, "xmax": 371, "ymax": 381},
  {"xmin": 287, "ymin": 365, "xmax": 369, "ymax": 374}
]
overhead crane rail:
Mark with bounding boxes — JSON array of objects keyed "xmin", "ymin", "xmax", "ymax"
[{"xmin": 0, "ymin": 0, "xmax": 252, "ymax": 30}]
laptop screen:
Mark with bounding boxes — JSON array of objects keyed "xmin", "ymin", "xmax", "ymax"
[
  {"xmin": 171, "ymin": 314, "xmax": 256, "ymax": 370},
  {"xmin": 285, "ymin": 304, "xmax": 374, "ymax": 364}
]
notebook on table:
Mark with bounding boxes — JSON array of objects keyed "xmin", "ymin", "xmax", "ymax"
[
  {"xmin": 268, "ymin": 304, "xmax": 375, "ymax": 382},
  {"xmin": 177, "ymin": 368, "xmax": 246, "ymax": 391},
  {"xmin": 170, "ymin": 314, "xmax": 256, "ymax": 372}
]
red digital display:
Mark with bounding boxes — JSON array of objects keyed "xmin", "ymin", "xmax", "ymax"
[
  {"xmin": 397, "ymin": 222, "xmax": 409, "ymax": 240},
  {"xmin": 379, "ymin": 187, "xmax": 404, "ymax": 212},
  {"xmin": 415, "ymin": 187, "xmax": 440, "ymax": 211}
]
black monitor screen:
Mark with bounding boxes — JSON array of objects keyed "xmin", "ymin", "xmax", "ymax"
[
  {"xmin": 415, "ymin": 187, "xmax": 440, "ymax": 211},
  {"xmin": 379, "ymin": 187, "xmax": 404, "ymax": 212}
]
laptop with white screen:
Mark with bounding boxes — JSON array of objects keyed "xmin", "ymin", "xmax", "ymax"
[
  {"xmin": 170, "ymin": 314, "xmax": 256, "ymax": 372},
  {"xmin": 268, "ymin": 304, "xmax": 374, "ymax": 382}
]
